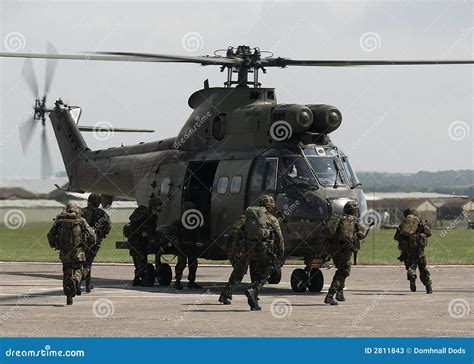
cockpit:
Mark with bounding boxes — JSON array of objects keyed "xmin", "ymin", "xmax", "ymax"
[{"xmin": 249, "ymin": 147, "xmax": 361, "ymax": 192}]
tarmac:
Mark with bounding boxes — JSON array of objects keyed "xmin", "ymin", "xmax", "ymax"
[{"xmin": 0, "ymin": 262, "xmax": 472, "ymax": 337}]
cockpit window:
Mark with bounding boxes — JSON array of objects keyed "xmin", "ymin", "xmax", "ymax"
[
  {"xmin": 278, "ymin": 155, "xmax": 317, "ymax": 189},
  {"xmin": 303, "ymin": 148, "xmax": 346, "ymax": 187},
  {"xmin": 341, "ymin": 156, "xmax": 361, "ymax": 187}
]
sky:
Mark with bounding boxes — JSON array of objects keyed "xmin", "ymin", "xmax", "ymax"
[{"xmin": 0, "ymin": 0, "xmax": 472, "ymax": 178}]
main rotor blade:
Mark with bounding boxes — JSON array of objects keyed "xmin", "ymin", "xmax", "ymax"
[
  {"xmin": 18, "ymin": 116, "xmax": 38, "ymax": 152},
  {"xmin": 21, "ymin": 59, "xmax": 39, "ymax": 98},
  {"xmin": 0, "ymin": 51, "xmax": 241, "ymax": 66},
  {"xmin": 41, "ymin": 127, "xmax": 53, "ymax": 179},
  {"xmin": 78, "ymin": 126, "xmax": 155, "ymax": 133},
  {"xmin": 262, "ymin": 58, "xmax": 474, "ymax": 67},
  {"xmin": 44, "ymin": 42, "xmax": 58, "ymax": 96}
]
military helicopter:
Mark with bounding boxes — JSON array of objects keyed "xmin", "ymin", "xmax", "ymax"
[{"xmin": 1, "ymin": 45, "xmax": 472, "ymax": 291}]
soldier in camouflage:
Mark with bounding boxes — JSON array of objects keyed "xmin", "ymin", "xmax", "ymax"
[
  {"xmin": 47, "ymin": 202, "xmax": 96, "ymax": 305},
  {"xmin": 325, "ymin": 201, "xmax": 365, "ymax": 305},
  {"xmin": 81, "ymin": 194, "xmax": 111, "ymax": 292},
  {"xmin": 394, "ymin": 207, "xmax": 433, "ymax": 294},
  {"xmin": 219, "ymin": 195, "xmax": 284, "ymax": 311},
  {"xmin": 125, "ymin": 197, "xmax": 161, "ymax": 287}
]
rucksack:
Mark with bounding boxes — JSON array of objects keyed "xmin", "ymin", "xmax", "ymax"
[
  {"xmin": 399, "ymin": 214, "xmax": 419, "ymax": 237},
  {"xmin": 244, "ymin": 206, "xmax": 272, "ymax": 241},
  {"xmin": 336, "ymin": 216, "xmax": 355, "ymax": 241},
  {"xmin": 54, "ymin": 212, "xmax": 83, "ymax": 250}
]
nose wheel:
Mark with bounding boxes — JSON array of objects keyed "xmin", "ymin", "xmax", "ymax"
[{"xmin": 290, "ymin": 268, "xmax": 324, "ymax": 293}]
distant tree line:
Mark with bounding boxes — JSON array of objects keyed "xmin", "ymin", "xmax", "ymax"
[{"xmin": 356, "ymin": 170, "xmax": 473, "ymax": 195}]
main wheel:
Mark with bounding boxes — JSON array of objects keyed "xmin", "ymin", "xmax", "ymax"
[
  {"xmin": 308, "ymin": 268, "xmax": 324, "ymax": 292},
  {"xmin": 268, "ymin": 267, "xmax": 282, "ymax": 284},
  {"xmin": 141, "ymin": 263, "xmax": 156, "ymax": 287},
  {"xmin": 156, "ymin": 263, "xmax": 172, "ymax": 286},
  {"xmin": 290, "ymin": 268, "xmax": 307, "ymax": 293}
]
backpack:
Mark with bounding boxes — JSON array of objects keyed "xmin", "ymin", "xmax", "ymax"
[
  {"xmin": 399, "ymin": 215, "xmax": 419, "ymax": 237},
  {"xmin": 336, "ymin": 216, "xmax": 355, "ymax": 241},
  {"xmin": 54, "ymin": 212, "xmax": 83, "ymax": 250},
  {"xmin": 244, "ymin": 206, "xmax": 272, "ymax": 241}
]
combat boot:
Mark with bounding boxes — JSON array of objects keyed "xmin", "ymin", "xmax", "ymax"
[
  {"xmin": 132, "ymin": 276, "xmax": 141, "ymax": 286},
  {"xmin": 173, "ymin": 280, "xmax": 183, "ymax": 290},
  {"xmin": 335, "ymin": 290, "xmax": 345, "ymax": 302},
  {"xmin": 324, "ymin": 292, "xmax": 338, "ymax": 305},
  {"xmin": 409, "ymin": 277, "xmax": 416, "ymax": 292},
  {"xmin": 218, "ymin": 292, "xmax": 231, "ymax": 305},
  {"xmin": 245, "ymin": 288, "xmax": 261, "ymax": 311},
  {"xmin": 188, "ymin": 282, "xmax": 202, "ymax": 289},
  {"xmin": 66, "ymin": 296, "xmax": 73, "ymax": 305},
  {"xmin": 426, "ymin": 285, "xmax": 433, "ymax": 294},
  {"xmin": 85, "ymin": 279, "xmax": 93, "ymax": 293}
]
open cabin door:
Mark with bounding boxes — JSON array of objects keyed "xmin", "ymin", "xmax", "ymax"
[{"xmin": 211, "ymin": 159, "xmax": 252, "ymax": 240}]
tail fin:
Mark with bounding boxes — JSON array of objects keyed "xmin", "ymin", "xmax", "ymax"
[{"xmin": 49, "ymin": 101, "xmax": 88, "ymax": 191}]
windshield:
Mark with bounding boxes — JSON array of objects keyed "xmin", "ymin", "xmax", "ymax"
[
  {"xmin": 278, "ymin": 155, "xmax": 317, "ymax": 189},
  {"xmin": 341, "ymin": 156, "xmax": 361, "ymax": 187},
  {"xmin": 303, "ymin": 148, "xmax": 346, "ymax": 187}
]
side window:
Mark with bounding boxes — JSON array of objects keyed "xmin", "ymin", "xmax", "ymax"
[
  {"xmin": 217, "ymin": 176, "xmax": 229, "ymax": 194},
  {"xmin": 264, "ymin": 158, "xmax": 278, "ymax": 191},
  {"xmin": 250, "ymin": 158, "xmax": 278, "ymax": 192},
  {"xmin": 160, "ymin": 178, "xmax": 171, "ymax": 195},
  {"xmin": 230, "ymin": 176, "xmax": 242, "ymax": 194}
]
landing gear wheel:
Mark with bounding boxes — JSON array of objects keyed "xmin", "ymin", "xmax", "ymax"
[
  {"xmin": 142, "ymin": 263, "xmax": 156, "ymax": 287},
  {"xmin": 268, "ymin": 268, "xmax": 282, "ymax": 284},
  {"xmin": 308, "ymin": 268, "xmax": 324, "ymax": 292},
  {"xmin": 291, "ymin": 268, "xmax": 307, "ymax": 293},
  {"xmin": 156, "ymin": 263, "xmax": 172, "ymax": 286}
]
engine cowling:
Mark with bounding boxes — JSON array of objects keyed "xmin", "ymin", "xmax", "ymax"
[{"xmin": 306, "ymin": 104, "xmax": 342, "ymax": 134}]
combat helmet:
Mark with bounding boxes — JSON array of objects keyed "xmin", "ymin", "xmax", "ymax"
[
  {"xmin": 87, "ymin": 193, "xmax": 102, "ymax": 208},
  {"xmin": 403, "ymin": 207, "xmax": 417, "ymax": 217},
  {"xmin": 259, "ymin": 195, "xmax": 276, "ymax": 208},
  {"xmin": 343, "ymin": 201, "xmax": 359, "ymax": 216}
]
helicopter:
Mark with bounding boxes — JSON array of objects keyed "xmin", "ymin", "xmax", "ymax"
[{"xmin": 1, "ymin": 45, "xmax": 472, "ymax": 292}]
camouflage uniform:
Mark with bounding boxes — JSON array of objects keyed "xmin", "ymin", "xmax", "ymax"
[
  {"xmin": 47, "ymin": 202, "xmax": 96, "ymax": 305},
  {"xmin": 325, "ymin": 201, "xmax": 365, "ymax": 305},
  {"xmin": 125, "ymin": 198, "xmax": 161, "ymax": 286},
  {"xmin": 81, "ymin": 194, "xmax": 111, "ymax": 292},
  {"xmin": 394, "ymin": 208, "xmax": 433, "ymax": 293},
  {"xmin": 219, "ymin": 195, "xmax": 284, "ymax": 310},
  {"xmin": 174, "ymin": 253, "xmax": 200, "ymax": 289}
]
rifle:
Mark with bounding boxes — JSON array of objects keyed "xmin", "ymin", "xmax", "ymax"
[{"xmin": 353, "ymin": 221, "xmax": 375, "ymax": 265}]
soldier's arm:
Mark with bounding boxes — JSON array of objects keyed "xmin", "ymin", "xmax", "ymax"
[
  {"xmin": 102, "ymin": 210, "xmax": 112, "ymax": 236},
  {"xmin": 272, "ymin": 218, "xmax": 285, "ymax": 256},
  {"xmin": 394, "ymin": 227, "xmax": 401, "ymax": 241},
  {"xmin": 231, "ymin": 215, "xmax": 246, "ymax": 255},
  {"xmin": 355, "ymin": 222, "xmax": 366, "ymax": 241},
  {"xmin": 82, "ymin": 218, "xmax": 97, "ymax": 246},
  {"xmin": 420, "ymin": 222, "xmax": 432, "ymax": 237}
]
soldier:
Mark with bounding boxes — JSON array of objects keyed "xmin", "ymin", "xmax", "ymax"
[
  {"xmin": 394, "ymin": 207, "xmax": 433, "ymax": 294},
  {"xmin": 47, "ymin": 202, "xmax": 96, "ymax": 305},
  {"xmin": 219, "ymin": 195, "xmax": 284, "ymax": 311},
  {"xmin": 81, "ymin": 194, "xmax": 111, "ymax": 292},
  {"xmin": 173, "ymin": 253, "xmax": 202, "ymax": 290},
  {"xmin": 325, "ymin": 201, "xmax": 365, "ymax": 305},
  {"xmin": 124, "ymin": 197, "xmax": 161, "ymax": 287}
]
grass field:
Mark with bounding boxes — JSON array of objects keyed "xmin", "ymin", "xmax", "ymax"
[{"xmin": 0, "ymin": 223, "xmax": 473, "ymax": 264}]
